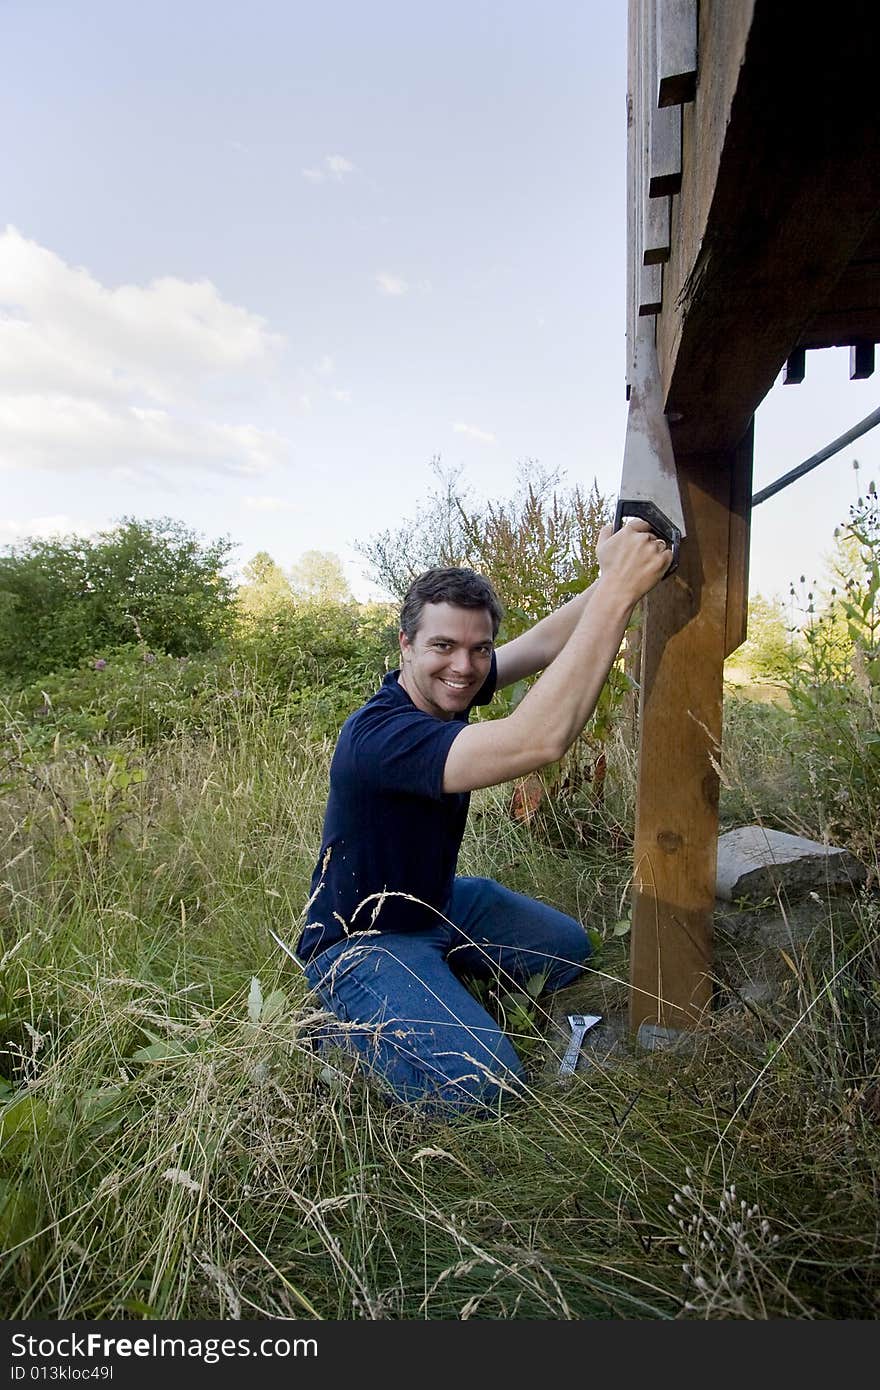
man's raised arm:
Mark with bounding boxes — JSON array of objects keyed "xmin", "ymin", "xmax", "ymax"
[{"xmin": 443, "ymin": 519, "xmax": 670, "ymax": 794}]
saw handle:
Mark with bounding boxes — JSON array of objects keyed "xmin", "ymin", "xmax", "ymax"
[{"xmin": 613, "ymin": 499, "xmax": 680, "ymax": 578}]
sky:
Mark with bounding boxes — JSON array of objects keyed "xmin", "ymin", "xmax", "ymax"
[{"xmin": 1, "ymin": 0, "xmax": 878, "ymax": 607}]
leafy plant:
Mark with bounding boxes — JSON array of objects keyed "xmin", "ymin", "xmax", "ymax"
[
  {"xmin": 780, "ymin": 480, "xmax": 880, "ymax": 859},
  {"xmin": 0, "ymin": 517, "xmax": 236, "ymax": 681}
]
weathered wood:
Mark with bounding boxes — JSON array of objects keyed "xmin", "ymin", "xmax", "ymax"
[
  {"xmin": 626, "ymin": 0, "xmax": 641, "ymax": 382},
  {"xmin": 630, "ymin": 2, "xmax": 672, "ymax": 338},
  {"xmin": 656, "ymin": 0, "xmax": 880, "ymax": 453},
  {"xmin": 642, "ymin": 0, "xmax": 672, "ymax": 264},
  {"xmin": 850, "ymin": 342, "xmax": 876, "ymax": 380},
  {"xmin": 639, "ymin": 264, "xmax": 663, "ymax": 316},
  {"xmin": 782, "ymin": 349, "xmax": 806, "ymax": 384},
  {"xmin": 657, "ymin": 0, "xmax": 698, "ymax": 107},
  {"xmin": 646, "ymin": 0, "xmax": 683, "ymax": 198},
  {"xmin": 644, "ymin": 194, "xmax": 672, "ymax": 264},
  {"xmin": 629, "ymin": 449, "xmax": 739, "ymax": 1033},
  {"xmin": 649, "ymin": 100, "xmax": 682, "ymax": 197},
  {"xmin": 723, "ymin": 422, "xmax": 753, "ymax": 658},
  {"xmin": 796, "ymin": 214, "xmax": 880, "ymax": 349}
]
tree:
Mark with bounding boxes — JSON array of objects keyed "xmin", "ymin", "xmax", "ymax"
[
  {"xmin": 235, "ymin": 551, "xmax": 294, "ymax": 624},
  {"xmin": 289, "ymin": 549, "xmax": 352, "ymax": 604},
  {"xmin": 354, "ymin": 459, "xmax": 470, "ymax": 599},
  {"xmin": 735, "ymin": 594, "xmax": 797, "ymax": 679},
  {"xmin": 0, "ymin": 517, "xmax": 236, "ymax": 681},
  {"xmin": 356, "ymin": 458, "xmax": 611, "ymax": 639}
]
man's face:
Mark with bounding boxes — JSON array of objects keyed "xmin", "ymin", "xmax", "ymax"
[{"xmin": 398, "ymin": 601, "xmax": 494, "ymax": 721}]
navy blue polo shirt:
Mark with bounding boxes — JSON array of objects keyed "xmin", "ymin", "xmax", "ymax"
[{"xmin": 296, "ymin": 653, "xmax": 497, "ymax": 962}]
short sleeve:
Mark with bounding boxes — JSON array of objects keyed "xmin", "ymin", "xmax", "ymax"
[{"xmin": 350, "ymin": 706, "xmax": 464, "ymax": 800}]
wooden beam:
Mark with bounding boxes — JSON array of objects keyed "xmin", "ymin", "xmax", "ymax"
[
  {"xmin": 644, "ymin": 194, "xmax": 672, "ymax": 265},
  {"xmin": 656, "ymin": 0, "xmax": 880, "ymax": 453},
  {"xmin": 647, "ymin": 0, "xmax": 682, "ymax": 198},
  {"xmin": 724, "ymin": 422, "xmax": 754, "ymax": 659},
  {"xmin": 850, "ymin": 342, "xmax": 876, "ymax": 380},
  {"xmin": 628, "ymin": 440, "xmax": 751, "ymax": 1033},
  {"xmin": 657, "ymin": 0, "xmax": 698, "ymax": 107},
  {"xmin": 649, "ymin": 101, "xmax": 682, "ymax": 197},
  {"xmin": 796, "ymin": 214, "xmax": 880, "ymax": 349},
  {"xmin": 639, "ymin": 264, "xmax": 663, "ymax": 317}
]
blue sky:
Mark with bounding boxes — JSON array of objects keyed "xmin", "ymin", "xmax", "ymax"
[{"xmin": 2, "ymin": 0, "xmax": 877, "ymax": 605}]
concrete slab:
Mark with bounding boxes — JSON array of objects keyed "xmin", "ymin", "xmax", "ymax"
[{"xmin": 715, "ymin": 825, "xmax": 866, "ymax": 903}]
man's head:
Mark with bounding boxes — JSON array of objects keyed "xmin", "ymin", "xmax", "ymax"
[
  {"xmin": 398, "ymin": 567, "xmax": 503, "ymax": 721},
  {"xmin": 399, "ymin": 567, "xmax": 503, "ymax": 643}
]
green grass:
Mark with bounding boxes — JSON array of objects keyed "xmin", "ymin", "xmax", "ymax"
[{"xmin": 0, "ymin": 682, "xmax": 878, "ymax": 1320}]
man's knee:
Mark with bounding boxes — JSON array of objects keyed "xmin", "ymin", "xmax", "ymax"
[{"xmin": 353, "ymin": 1017, "xmax": 526, "ymax": 1112}]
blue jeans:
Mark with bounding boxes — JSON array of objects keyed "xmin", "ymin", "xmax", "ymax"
[{"xmin": 302, "ymin": 876, "xmax": 590, "ymax": 1112}]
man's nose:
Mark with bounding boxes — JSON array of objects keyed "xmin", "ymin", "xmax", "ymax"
[{"xmin": 450, "ymin": 648, "xmax": 475, "ymax": 674}]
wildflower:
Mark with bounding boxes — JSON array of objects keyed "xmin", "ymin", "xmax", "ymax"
[{"xmin": 93, "ymin": 658, "xmax": 107, "ymax": 671}]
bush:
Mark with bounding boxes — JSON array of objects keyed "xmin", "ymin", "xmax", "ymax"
[
  {"xmin": 1, "ymin": 645, "xmax": 235, "ymax": 763},
  {"xmin": 0, "ymin": 518, "xmax": 236, "ymax": 681},
  {"xmin": 230, "ymin": 600, "xmax": 398, "ymax": 734},
  {"xmin": 778, "ymin": 483, "xmax": 880, "ymax": 861}
]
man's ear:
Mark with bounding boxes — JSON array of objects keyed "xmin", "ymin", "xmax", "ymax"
[{"xmin": 399, "ymin": 629, "xmax": 410, "ymax": 660}]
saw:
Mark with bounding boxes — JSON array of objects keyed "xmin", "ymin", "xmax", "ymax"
[{"xmin": 614, "ymin": 317, "xmax": 686, "ymax": 575}]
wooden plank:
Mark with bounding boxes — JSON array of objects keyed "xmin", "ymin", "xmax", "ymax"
[
  {"xmin": 625, "ymin": 0, "xmax": 642, "ymax": 383},
  {"xmin": 644, "ymin": 194, "xmax": 672, "ymax": 264},
  {"xmin": 657, "ymin": 0, "xmax": 698, "ymax": 107},
  {"xmin": 797, "ymin": 312, "xmax": 880, "ymax": 351},
  {"xmin": 782, "ymin": 348, "xmax": 806, "ymax": 384},
  {"xmin": 795, "ymin": 229, "xmax": 880, "ymax": 349},
  {"xmin": 655, "ymin": 0, "xmax": 880, "ymax": 454},
  {"xmin": 649, "ymin": 89, "xmax": 682, "ymax": 196},
  {"xmin": 849, "ymin": 342, "xmax": 876, "ymax": 380},
  {"xmin": 723, "ymin": 421, "xmax": 754, "ymax": 658},
  {"xmin": 639, "ymin": 264, "xmax": 663, "ymax": 316},
  {"xmin": 647, "ymin": 0, "xmax": 682, "ymax": 197},
  {"xmin": 642, "ymin": 1, "xmax": 673, "ymax": 259},
  {"xmin": 629, "ymin": 449, "xmax": 736, "ymax": 1034},
  {"xmin": 630, "ymin": 0, "xmax": 670, "ymax": 349}
]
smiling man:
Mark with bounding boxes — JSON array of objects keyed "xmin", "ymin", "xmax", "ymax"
[{"xmin": 295, "ymin": 519, "xmax": 672, "ymax": 1111}]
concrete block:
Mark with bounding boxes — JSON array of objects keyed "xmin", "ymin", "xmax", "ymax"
[
  {"xmin": 636, "ymin": 1022, "xmax": 697, "ymax": 1054},
  {"xmin": 715, "ymin": 826, "xmax": 866, "ymax": 904}
]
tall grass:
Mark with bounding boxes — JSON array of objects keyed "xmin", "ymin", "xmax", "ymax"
[{"xmin": 1, "ymin": 679, "xmax": 878, "ymax": 1320}]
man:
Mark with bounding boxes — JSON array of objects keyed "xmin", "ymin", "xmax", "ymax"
[{"xmin": 296, "ymin": 518, "xmax": 672, "ymax": 1110}]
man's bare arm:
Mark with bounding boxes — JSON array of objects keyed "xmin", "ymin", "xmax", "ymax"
[
  {"xmin": 494, "ymin": 580, "xmax": 598, "ymax": 688},
  {"xmin": 444, "ymin": 521, "xmax": 669, "ymax": 794}
]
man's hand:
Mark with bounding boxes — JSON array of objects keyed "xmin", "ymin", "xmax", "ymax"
[
  {"xmin": 443, "ymin": 517, "xmax": 672, "ymax": 794},
  {"xmin": 595, "ymin": 517, "xmax": 674, "ymax": 604}
]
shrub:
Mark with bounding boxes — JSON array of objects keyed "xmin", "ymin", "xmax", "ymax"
[{"xmin": 0, "ymin": 518, "xmax": 236, "ymax": 681}]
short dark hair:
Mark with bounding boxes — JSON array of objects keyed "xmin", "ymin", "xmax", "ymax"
[{"xmin": 400, "ymin": 567, "xmax": 504, "ymax": 641}]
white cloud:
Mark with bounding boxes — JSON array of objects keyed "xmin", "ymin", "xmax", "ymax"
[
  {"xmin": 0, "ymin": 514, "xmax": 96, "ymax": 543},
  {"xmin": 332, "ymin": 389, "xmax": 352, "ymax": 404},
  {"xmin": 243, "ymin": 495, "xmax": 295, "ymax": 512},
  {"xmin": 375, "ymin": 271, "xmax": 409, "ymax": 296},
  {"xmin": 314, "ymin": 354, "xmax": 334, "ymax": 375},
  {"xmin": 302, "ymin": 154, "xmax": 355, "ymax": 184},
  {"xmin": 453, "ymin": 421, "xmax": 496, "ymax": 445},
  {"xmin": 0, "ymin": 226, "xmax": 287, "ymax": 475}
]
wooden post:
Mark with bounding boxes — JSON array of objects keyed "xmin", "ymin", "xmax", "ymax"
[{"xmin": 628, "ymin": 429, "xmax": 754, "ymax": 1034}]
